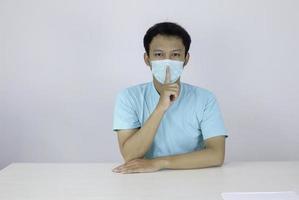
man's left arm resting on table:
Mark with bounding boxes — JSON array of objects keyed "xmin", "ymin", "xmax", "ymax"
[{"xmin": 154, "ymin": 135, "xmax": 226, "ymax": 170}]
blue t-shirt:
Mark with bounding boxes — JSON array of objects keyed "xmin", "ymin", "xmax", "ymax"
[{"xmin": 112, "ymin": 81, "xmax": 228, "ymax": 159}]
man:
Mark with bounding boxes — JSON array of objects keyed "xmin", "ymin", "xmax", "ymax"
[{"xmin": 112, "ymin": 22, "xmax": 228, "ymax": 174}]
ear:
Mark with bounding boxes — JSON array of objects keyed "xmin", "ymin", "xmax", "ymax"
[
  {"xmin": 144, "ymin": 52, "xmax": 151, "ymax": 68},
  {"xmin": 183, "ymin": 52, "xmax": 190, "ymax": 67}
]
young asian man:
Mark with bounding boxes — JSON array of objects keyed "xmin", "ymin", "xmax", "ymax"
[{"xmin": 112, "ymin": 22, "xmax": 228, "ymax": 174}]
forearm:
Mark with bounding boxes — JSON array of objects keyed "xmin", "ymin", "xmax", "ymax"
[
  {"xmin": 154, "ymin": 147, "xmax": 225, "ymax": 170},
  {"xmin": 122, "ymin": 105, "xmax": 165, "ymax": 162}
]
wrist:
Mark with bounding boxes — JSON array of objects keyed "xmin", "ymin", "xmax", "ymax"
[
  {"xmin": 155, "ymin": 104, "xmax": 167, "ymax": 113},
  {"xmin": 153, "ymin": 157, "xmax": 170, "ymax": 169}
]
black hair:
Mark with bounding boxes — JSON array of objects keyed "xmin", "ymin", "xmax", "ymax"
[{"xmin": 143, "ymin": 22, "xmax": 191, "ymax": 57}]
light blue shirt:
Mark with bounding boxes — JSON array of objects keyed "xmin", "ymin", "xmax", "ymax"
[{"xmin": 112, "ymin": 81, "xmax": 228, "ymax": 159}]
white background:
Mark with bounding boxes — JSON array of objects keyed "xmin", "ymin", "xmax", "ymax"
[{"xmin": 1, "ymin": 0, "xmax": 299, "ymax": 170}]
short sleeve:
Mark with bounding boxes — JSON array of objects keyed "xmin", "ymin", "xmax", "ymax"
[
  {"xmin": 112, "ymin": 90, "xmax": 141, "ymax": 132},
  {"xmin": 200, "ymin": 92, "xmax": 228, "ymax": 140}
]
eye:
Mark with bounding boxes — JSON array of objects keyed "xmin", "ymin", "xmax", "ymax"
[
  {"xmin": 154, "ymin": 52, "xmax": 162, "ymax": 57},
  {"xmin": 173, "ymin": 53, "xmax": 181, "ymax": 57}
]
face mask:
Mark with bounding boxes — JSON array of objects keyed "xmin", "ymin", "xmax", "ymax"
[{"xmin": 150, "ymin": 59, "xmax": 184, "ymax": 84}]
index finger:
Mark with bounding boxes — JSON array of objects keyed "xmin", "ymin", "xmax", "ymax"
[{"xmin": 164, "ymin": 66, "xmax": 171, "ymax": 84}]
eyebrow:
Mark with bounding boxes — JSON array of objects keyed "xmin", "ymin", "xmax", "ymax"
[
  {"xmin": 153, "ymin": 49, "xmax": 183, "ymax": 52},
  {"xmin": 172, "ymin": 49, "xmax": 183, "ymax": 52}
]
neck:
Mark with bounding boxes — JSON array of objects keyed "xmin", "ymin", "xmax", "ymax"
[{"xmin": 153, "ymin": 78, "xmax": 181, "ymax": 96}]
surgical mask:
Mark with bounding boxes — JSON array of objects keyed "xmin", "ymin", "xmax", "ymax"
[{"xmin": 150, "ymin": 59, "xmax": 184, "ymax": 84}]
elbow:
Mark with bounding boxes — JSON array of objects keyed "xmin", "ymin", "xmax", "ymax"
[
  {"xmin": 214, "ymin": 155, "xmax": 225, "ymax": 167},
  {"xmin": 212, "ymin": 151, "xmax": 225, "ymax": 167},
  {"xmin": 215, "ymin": 158, "xmax": 224, "ymax": 167}
]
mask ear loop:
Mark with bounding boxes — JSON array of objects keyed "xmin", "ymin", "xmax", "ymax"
[
  {"xmin": 182, "ymin": 56, "xmax": 187, "ymax": 67},
  {"xmin": 182, "ymin": 60, "xmax": 186, "ymax": 68},
  {"xmin": 183, "ymin": 52, "xmax": 189, "ymax": 67}
]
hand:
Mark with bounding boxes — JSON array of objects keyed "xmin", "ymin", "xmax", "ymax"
[
  {"xmin": 112, "ymin": 158, "xmax": 165, "ymax": 174},
  {"xmin": 157, "ymin": 66, "xmax": 180, "ymax": 111}
]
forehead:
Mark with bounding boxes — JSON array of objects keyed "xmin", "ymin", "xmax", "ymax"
[{"xmin": 150, "ymin": 34, "xmax": 185, "ymax": 51}]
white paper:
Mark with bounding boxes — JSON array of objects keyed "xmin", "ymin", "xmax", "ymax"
[{"xmin": 221, "ymin": 191, "xmax": 299, "ymax": 200}]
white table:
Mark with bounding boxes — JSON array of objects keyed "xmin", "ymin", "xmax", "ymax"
[{"xmin": 0, "ymin": 161, "xmax": 298, "ymax": 200}]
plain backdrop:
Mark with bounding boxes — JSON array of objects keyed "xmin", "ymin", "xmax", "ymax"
[{"xmin": 1, "ymin": 0, "xmax": 299, "ymax": 170}]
